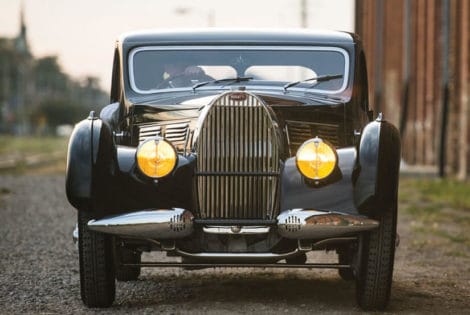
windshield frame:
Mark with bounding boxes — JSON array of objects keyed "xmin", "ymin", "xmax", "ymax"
[{"xmin": 128, "ymin": 45, "xmax": 350, "ymax": 95}]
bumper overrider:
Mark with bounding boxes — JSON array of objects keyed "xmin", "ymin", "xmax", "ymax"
[{"xmin": 85, "ymin": 208, "xmax": 378, "ymax": 240}]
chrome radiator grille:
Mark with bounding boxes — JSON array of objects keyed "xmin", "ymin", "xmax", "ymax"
[
  {"xmin": 286, "ymin": 120, "xmax": 339, "ymax": 154},
  {"xmin": 196, "ymin": 93, "xmax": 280, "ymax": 220}
]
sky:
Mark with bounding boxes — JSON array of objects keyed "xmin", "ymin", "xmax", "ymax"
[{"xmin": 0, "ymin": 0, "xmax": 354, "ymax": 91}]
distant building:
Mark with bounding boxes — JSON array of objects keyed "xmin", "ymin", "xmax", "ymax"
[
  {"xmin": 0, "ymin": 5, "xmax": 33, "ymax": 134},
  {"xmin": 0, "ymin": 5, "xmax": 108, "ymax": 135}
]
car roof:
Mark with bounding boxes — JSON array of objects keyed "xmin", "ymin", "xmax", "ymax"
[{"xmin": 119, "ymin": 28, "xmax": 355, "ymax": 46}]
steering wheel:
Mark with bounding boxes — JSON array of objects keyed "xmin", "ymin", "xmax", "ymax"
[{"xmin": 156, "ymin": 74, "xmax": 194, "ymax": 89}]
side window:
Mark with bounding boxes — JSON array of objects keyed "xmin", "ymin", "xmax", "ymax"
[{"xmin": 110, "ymin": 48, "xmax": 121, "ymax": 103}]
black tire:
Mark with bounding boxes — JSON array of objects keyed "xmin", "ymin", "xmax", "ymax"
[
  {"xmin": 115, "ymin": 248, "xmax": 141, "ymax": 281},
  {"xmin": 78, "ymin": 211, "xmax": 115, "ymax": 308},
  {"xmin": 338, "ymin": 248, "xmax": 355, "ymax": 281},
  {"xmin": 356, "ymin": 205, "xmax": 397, "ymax": 311}
]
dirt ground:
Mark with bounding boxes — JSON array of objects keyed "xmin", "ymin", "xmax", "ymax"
[{"xmin": 0, "ymin": 175, "xmax": 469, "ymax": 314}]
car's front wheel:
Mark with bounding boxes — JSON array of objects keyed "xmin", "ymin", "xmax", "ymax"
[
  {"xmin": 355, "ymin": 205, "xmax": 397, "ymax": 311},
  {"xmin": 78, "ymin": 211, "xmax": 115, "ymax": 308}
]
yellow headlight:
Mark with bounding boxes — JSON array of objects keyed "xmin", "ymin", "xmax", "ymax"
[
  {"xmin": 296, "ymin": 137, "xmax": 337, "ymax": 180},
  {"xmin": 136, "ymin": 138, "xmax": 177, "ymax": 178}
]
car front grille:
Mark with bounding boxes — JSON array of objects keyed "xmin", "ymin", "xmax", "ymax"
[
  {"xmin": 286, "ymin": 120, "xmax": 339, "ymax": 154},
  {"xmin": 196, "ymin": 92, "xmax": 280, "ymax": 220}
]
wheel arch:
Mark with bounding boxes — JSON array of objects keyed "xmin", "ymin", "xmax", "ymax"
[
  {"xmin": 354, "ymin": 114, "xmax": 401, "ymax": 215},
  {"xmin": 66, "ymin": 111, "xmax": 115, "ymax": 211}
]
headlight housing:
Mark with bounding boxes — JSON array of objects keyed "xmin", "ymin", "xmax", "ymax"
[
  {"xmin": 136, "ymin": 137, "xmax": 177, "ymax": 178},
  {"xmin": 296, "ymin": 137, "xmax": 337, "ymax": 180}
]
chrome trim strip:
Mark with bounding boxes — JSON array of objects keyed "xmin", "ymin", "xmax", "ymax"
[
  {"xmin": 277, "ymin": 209, "xmax": 379, "ymax": 239},
  {"xmin": 174, "ymin": 248, "xmax": 303, "ymax": 262},
  {"xmin": 128, "ymin": 45, "xmax": 350, "ymax": 95},
  {"xmin": 127, "ymin": 262, "xmax": 351, "ymax": 269},
  {"xmin": 203, "ymin": 226, "xmax": 271, "ymax": 235},
  {"xmin": 87, "ymin": 208, "xmax": 194, "ymax": 239}
]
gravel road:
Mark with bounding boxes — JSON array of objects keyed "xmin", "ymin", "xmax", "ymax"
[{"xmin": 0, "ymin": 175, "xmax": 469, "ymax": 314}]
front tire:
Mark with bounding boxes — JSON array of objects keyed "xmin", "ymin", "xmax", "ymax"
[
  {"xmin": 355, "ymin": 205, "xmax": 397, "ymax": 310},
  {"xmin": 78, "ymin": 211, "xmax": 115, "ymax": 308}
]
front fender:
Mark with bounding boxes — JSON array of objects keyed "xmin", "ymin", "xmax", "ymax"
[
  {"xmin": 65, "ymin": 111, "xmax": 114, "ymax": 211},
  {"xmin": 354, "ymin": 114, "xmax": 401, "ymax": 215},
  {"xmin": 281, "ymin": 147, "xmax": 357, "ymax": 214}
]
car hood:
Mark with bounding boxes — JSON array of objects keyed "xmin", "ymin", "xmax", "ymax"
[
  {"xmin": 129, "ymin": 89, "xmax": 347, "ymax": 124},
  {"xmin": 130, "ymin": 88, "xmax": 346, "ymax": 106}
]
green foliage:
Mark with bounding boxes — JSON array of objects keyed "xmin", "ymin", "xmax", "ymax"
[
  {"xmin": 0, "ymin": 38, "xmax": 109, "ymax": 134},
  {"xmin": 32, "ymin": 99, "xmax": 87, "ymax": 128},
  {"xmin": 34, "ymin": 56, "xmax": 68, "ymax": 91}
]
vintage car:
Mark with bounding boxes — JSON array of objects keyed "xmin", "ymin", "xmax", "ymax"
[{"xmin": 66, "ymin": 29, "xmax": 400, "ymax": 310}]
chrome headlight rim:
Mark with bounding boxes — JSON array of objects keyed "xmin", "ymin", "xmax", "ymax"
[
  {"xmin": 136, "ymin": 136, "xmax": 178, "ymax": 179},
  {"xmin": 295, "ymin": 136, "xmax": 338, "ymax": 181}
]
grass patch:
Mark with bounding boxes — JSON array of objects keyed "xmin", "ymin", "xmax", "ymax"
[
  {"xmin": 400, "ymin": 177, "xmax": 470, "ymax": 250},
  {"xmin": 409, "ymin": 178, "xmax": 470, "ymax": 210},
  {"xmin": 0, "ymin": 135, "xmax": 68, "ymax": 155},
  {"xmin": 434, "ymin": 230, "xmax": 469, "ymax": 245},
  {"xmin": 405, "ymin": 204, "xmax": 441, "ymax": 216},
  {"xmin": 400, "ymin": 178, "xmax": 470, "ymax": 213},
  {"xmin": 0, "ymin": 136, "xmax": 68, "ymax": 174},
  {"xmin": 447, "ymin": 250, "xmax": 469, "ymax": 258}
]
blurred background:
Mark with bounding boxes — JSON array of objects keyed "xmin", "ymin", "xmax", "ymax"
[
  {"xmin": 0, "ymin": 0, "xmax": 468, "ymax": 179},
  {"xmin": 0, "ymin": 1, "xmax": 469, "ymax": 312}
]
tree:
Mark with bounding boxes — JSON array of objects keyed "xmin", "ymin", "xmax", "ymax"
[{"xmin": 32, "ymin": 98, "xmax": 87, "ymax": 130}]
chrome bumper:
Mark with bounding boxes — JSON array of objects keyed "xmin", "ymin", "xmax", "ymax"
[
  {"xmin": 77, "ymin": 208, "xmax": 377, "ymax": 241},
  {"xmin": 87, "ymin": 208, "xmax": 194, "ymax": 239},
  {"xmin": 277, "ymin": 209, "xmax": 379, "ymax": 239}
]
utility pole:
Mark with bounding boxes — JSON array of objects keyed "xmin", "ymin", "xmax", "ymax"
[
  {"xmin": 301, "ymin": 0, "xmax": 307, "ymax": 28},
  {"xmin": 439, "ymin": 0, "xmax": 450, "ymax": 178},
  {"xmin": 457, "ymin": 0, "xmax": 469, "ymax": 180},
  {"xmin": 208, "ymin": 10, "xmax": 215, "ymax": 27},
  {"xmin": 374, "ymin": 0, "xmax": 384, "ymax": 114},
  {"xmin": 399, "ymin": 0, "xmax": 411, "ymax": 137}
]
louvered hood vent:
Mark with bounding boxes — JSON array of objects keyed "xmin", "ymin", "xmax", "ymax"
[{"xmin": 137, "ymin": 120, "xmax": 190, "ymax": 151}]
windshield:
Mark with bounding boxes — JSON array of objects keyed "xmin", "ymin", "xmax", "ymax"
[{"xmin": 129, "ymin": 46, "xmax": 349, "ymax": 94}]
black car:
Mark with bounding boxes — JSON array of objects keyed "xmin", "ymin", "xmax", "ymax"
[{"xmin": 66, "ymin": 29, "xmax": 401, "ymax": 310}]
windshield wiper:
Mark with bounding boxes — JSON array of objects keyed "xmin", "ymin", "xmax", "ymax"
[
  {"xmin": 192, "ymin": 76, "xmax": 253, "ymax": 92},
  {"xmin": 283, "ymin": 74, "xmax": 343, "ymax": 91}
]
